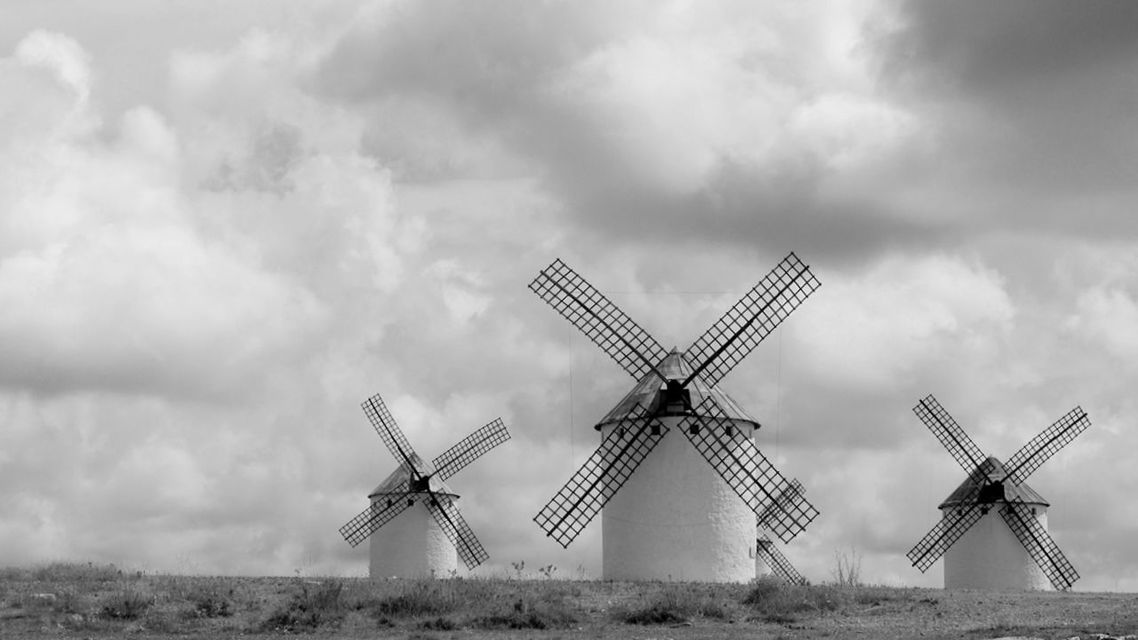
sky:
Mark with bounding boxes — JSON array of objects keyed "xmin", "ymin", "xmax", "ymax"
[{"xmin": 1, "ymin": 0, "xmax": 1136, "ymax": 591}]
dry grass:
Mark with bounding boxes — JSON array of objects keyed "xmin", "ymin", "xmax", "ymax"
[{"xmin": 0, "ymin": 562, "xmax": 1135, "ymax": 639}]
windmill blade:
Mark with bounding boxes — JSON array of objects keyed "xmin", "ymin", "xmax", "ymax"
[
  {"xmin": 913, "ymin": 395, "xmax": 987, "ymax": 474},
  {"xmin": 679, "ymin": 399, "xmax": 818, "ymax": 543},
  {"xmin": 338, "ymin": 486, "xmax": 416, "ymax": 547},
  {"xmin": 756, "ymin": 479, "xmax": 806, "ymax": 530},
  {"xmin": 533, "ymin": 404, "xmax": 666, "ymax": 548},
  {"xmin": 757, "ymin": 537, "xmax": 806, "ymax": 585},
  {"xmin": 361, "ymin": 394, "xmax": 423, "ymax": 473},
  {"xmin": 1004, "ymin": 407, "xmax": 1091, "ymax": 485},
  {"xmin": 683, "ymin": 252, "xmax": 819, "ymax": 388},
  {"xmin": 529, "ymin": 259, "xmax": 669, "ymax": 381},
  {"xmin": 906, "ymin": 501, "xmax": 985, "ymax": 572},
  {"xmin": 431, "ymin": 418, "xmax": 511, "ymax": 482},
  {"xmin": 425, "ymin": 494, "xmax": 490, "ymax": 570},
  {"xmin": 1000, "ymin": 500, "xmax": 1080, "ymax": 591}
]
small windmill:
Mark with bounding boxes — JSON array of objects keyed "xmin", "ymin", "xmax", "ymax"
[
  {"xmin": 339, "ymin": 393, "xmax": 510, "ymax": 578},
  {"xmin": 907, "ymin": 394, "xmax": 1090, "ymax": 590},
  {"xmin": 756, "ymin": 480, "xmax": 808, "ymax": 585},
  {"xmin": 530, "ymin": 253, "xmax": 820, "ymax": 582}
]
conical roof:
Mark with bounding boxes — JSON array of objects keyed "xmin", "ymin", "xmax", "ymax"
[
  {"xmin": 596, "ymin": 349, "xmax": 759, "ymax": 430},
  {"xmin": 938, "ymin": 456, "xmax": 1048, "ymax": 509},
  {"xmin": 368, "ymin": 452, "xmax": 457, "ymax": 498}
]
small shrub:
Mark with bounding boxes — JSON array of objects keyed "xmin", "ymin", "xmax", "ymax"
[
  {"xmin": 368, "ymin": 579, "xmax": 459, "ymax": 618},
  {"xmin": 471, "ymin": 594, "xmax": 578, "ymax": 630},
  {"xmin": 99, "ymin": 589, "xmax": 152, "ymax": 620},
  {"xmin": 743, "ymin": 582, "xmax": 842, "ymax": 624},
  {"xmin": 188, "ymin": 587, "xmax": 234, "ymax": 618},
  {"xmin": 621, "ymin": 584, "xmax": 731, "ymax": 625},
  {"xmin": 261, "ymin": 580, "xmax": 346, "ymax": 631}
]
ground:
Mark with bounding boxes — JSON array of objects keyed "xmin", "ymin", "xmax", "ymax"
[{"xmin": 0, "ymin": 563, "xmax": 1135, "ymax": 639}]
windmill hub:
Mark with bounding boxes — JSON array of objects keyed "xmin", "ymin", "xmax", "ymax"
[
  {"xmin": 409, "ymin": 474, "xmax": 433, "ymax": 494},
  {"xmin": 977, "ymin": 480, "xmax": 1006, "ymax": 504},
  {"xmin": 662, "ymin": 379, "xmax": 692, "ymax": 414}
]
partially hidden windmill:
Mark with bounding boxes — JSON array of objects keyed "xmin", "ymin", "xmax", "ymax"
[
  {"xmin": 339, "ymin": 393, "xmax": 510, "ymax": 578},
  {"xmin": 530, "ymin": 253, "xmax": 821, "ymax": 582},
  {"xmin": 906, "ymin": 394, "xmax": 1090, "ymax": 590},
  {"xmin": 756, "ymin": 479, "xmax": 808, "ymax": 585}
]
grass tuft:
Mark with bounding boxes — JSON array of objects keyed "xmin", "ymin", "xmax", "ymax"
[
  {"xmin": 99, "ymin": 588, "xmax": 152, "ymax": 620},
  {"xmin": 620, "ymin": 583, "xmax": 734, "ymax": 625},
  {"xmin": 261, "ymin": 579, "xmax": 346, "ymax": 631}
]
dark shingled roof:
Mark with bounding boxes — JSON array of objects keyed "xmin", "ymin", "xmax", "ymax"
[
  {"xmin": 938, "ymin": 456, "xmax": 1048, "ymax": 509},
  {"xmin": 368, "ymin": 452, "xmax": 457, "ymax": 498},
  {"xmin": 596, "ymin": 349, "xmax": 760, "ymax": 430}
]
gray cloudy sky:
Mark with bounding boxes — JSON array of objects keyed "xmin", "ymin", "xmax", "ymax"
[{"xmin": 1, "ymin": 0, "xmax": 1136, "ymax": 590}]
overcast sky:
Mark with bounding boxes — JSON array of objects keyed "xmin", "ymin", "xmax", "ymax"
[{"xmin": 1, "ymin": 0, "xmax": 1137, "ymax": 590}]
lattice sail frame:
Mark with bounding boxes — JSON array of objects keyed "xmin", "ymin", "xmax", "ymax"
[
  {"xmin": 432, "ymin": 418, "xmax": 510, "ymax": 482},
  {"xmin": 757, "ymin": 536, "xmax": 807, "ymax": 585},
  {"xmin": 529, "ymin": 259, "xmax": 668, "ymax": 380},
  {"xmin": 339, "ymin": 482, "xmax": 414, "ymax": 547},
  {"xmin": 533, "ymin": 404, "xmax": 666, "ymax": 548},
  {"xmin": 340, "ymin": 394, "xmax": 510, "ymax": 570},
  {"xmin": 679, "ymin": 399, "xmax": 818, "ymax": 543},
  {"xmin": 684, "ymin": 252, "xmax": 821, "ymax": 387},
  {"xmin": 907, "ymin": 395, "xmax": 1090, "ymax": 589},
  {"xmin": 427, "ymin": 495, "xmax": 490, "ymax": 569},
  {"xmin": 1000, "ymin": 500, "xmax": 1079, "ymax": 590},
  {"xmin": 362, "ymin": 394, "xmax": 422, "ymax": 473}
]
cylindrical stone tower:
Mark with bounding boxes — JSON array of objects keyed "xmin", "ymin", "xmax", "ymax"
[
  {"xmin": 938, "ymin": 456, "xmax": 1052, "ymax": 590},
  {"xmin": 597, "ymin": 350, "xmax": 761, "ymax": 583},
  {"xmin": 601, "ymin": 416, "xmax": 757, "ymax": 582},
  {"xmin": 941, "ymin": 504, "xmax": 1050, "ymax": 590},
  {"xmin": 366, "ymin": 469, "xmax": 459, "ymax": 579}
]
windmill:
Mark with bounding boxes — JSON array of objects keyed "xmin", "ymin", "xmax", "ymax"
[
  {"xmin": 756, "ymin": 479, "xmax": 808, "ymax": 585},
  {"xmin": 339, "ymin": 393, "xmax": 510, "ymax": 578},
  {"xmin": 530, "ymin": 252, "xmax": 821, "ymax": 582},
  {"xmin": 906, "ymin": 394, "xmax": 1090, "ymax": 590}
]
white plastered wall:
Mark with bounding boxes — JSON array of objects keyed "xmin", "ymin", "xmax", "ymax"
[
  {"xmin": 369, "ymin": 498, "xmax": 458, "ymax": 579},
  {"xmin": 602, "ymin": 417, "xmax": 756, "ymax": 582},
  {"xmin": 942, "ymin": 505, "xmax": 1050, "ymax": 590}
]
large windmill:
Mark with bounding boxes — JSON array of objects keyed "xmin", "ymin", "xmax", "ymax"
[
  {"xmin": 907, "ymin": 394, "xmax": 1090, "ymax": 590},
  {"xmin": 339, "ymin": 393, "xmax": 510, "ymax": 578},
  {"xmin": 756, "ymin": 480, "xmax": 808, "ymax": 584},
  {"xmin": 530, "ymin": 253, "xmax": 821, "ymax": 582}
]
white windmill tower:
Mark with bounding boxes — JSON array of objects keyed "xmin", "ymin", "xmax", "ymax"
[
  {"xmin": 907, "ymin": 395, "xmax": 1090, "ymax": 590},
  {"xmin": 339, "ymin": 393, "xmax": 510, "ymax": 578},
  {"xmin": 755, "ymin": 479, "xmax": 808, "ymax": 584},
  {"xmin": 530, "ymin": 253, "xmax": 821, "ymax": 582}
]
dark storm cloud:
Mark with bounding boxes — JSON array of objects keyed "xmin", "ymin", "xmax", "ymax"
[{"xmin": 878, "ymin": 0, "xmax": 1138, "ymax": 236}]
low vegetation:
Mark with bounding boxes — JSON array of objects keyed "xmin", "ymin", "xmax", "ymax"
[{"xmin": 0, "ymin": 562, "xmax": 1135, "ymax": 638}]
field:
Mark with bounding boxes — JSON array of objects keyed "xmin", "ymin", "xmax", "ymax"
[{"xmin": 1, "ymin": 563, "xmax": 1136, "ymax": 639}]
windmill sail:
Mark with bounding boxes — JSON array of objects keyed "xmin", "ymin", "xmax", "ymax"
[
  {"xmin": 679, "ymin": 399, "xmax": 818, "ymax": 543},
  {"xmin": 757, "ymin": 536, "xmax": 806, "ymax": 585},
  {"xmin": 534, "ymin": 404, "xmax": 666, "ymax": 547},
  {"xmin": 683, "ymin": 252, "xmax": 819, "ymax": 387},
  {"xmin": 529, "ymin": 258, "xmax": 668, "ymax": 380},
  {"xmin": 432, "ymin": 418, "xmax": 510, "ymax": 482},
  {"xmin": 1000, "ymin": 500, "xmax": 1079, "ymax": 591}
]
